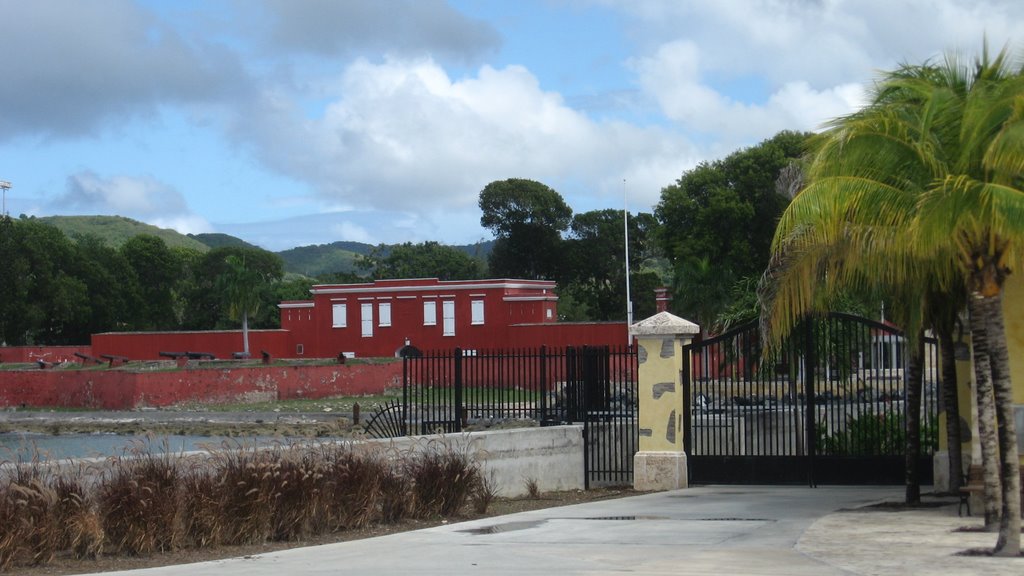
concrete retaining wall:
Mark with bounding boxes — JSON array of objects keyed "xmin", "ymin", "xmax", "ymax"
[
  {"xmin": 4, "ymin": 426, "xmax": 586, "ymax": 500},
  {"xmin": 367, "ymin": 425, "xmax": 585, "ymax": 497}
]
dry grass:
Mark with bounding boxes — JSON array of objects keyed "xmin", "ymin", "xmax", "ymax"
[{"xmin": 0, "ymin": 438, "xmax": 492, "ymax": 573}]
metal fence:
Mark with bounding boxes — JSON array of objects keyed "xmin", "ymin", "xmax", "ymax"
[
  {"xmin": 684, "ymin": 312, "xmax": 939, "ymax": 485},
  {"xmin": 392, "ymin": 345, "xmax": 638, "ymax": 487}
]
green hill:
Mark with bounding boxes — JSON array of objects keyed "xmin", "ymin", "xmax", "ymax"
[
  {"xmin": 36, "ymin": 215, "xmax": 210, "ymax": 251},
  {"xmin": 276, "ymin": 240, "xmax": 494, "ymax": 278},
  {"xmin": 32, "ymin": 215, "xmax": 495, "ymax": 279},
  {"xmin": 277, "ymin": 241, "xmax": 372, "ymax": 277},
  {"xmin": 188, "ymin": 232, "xmax": 261, "ymax": 250}
]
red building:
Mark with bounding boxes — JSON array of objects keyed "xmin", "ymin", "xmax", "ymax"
[
  {"xmin": 88, "ymin": 278, "xmax": 627, "ymax": 360},
  {"xmin": 282, "ymin": 277, "xmax": 624, "ymax": 357}
]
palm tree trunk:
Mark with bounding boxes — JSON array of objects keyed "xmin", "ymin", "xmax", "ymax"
[
  {"xmin": 968, "ymin": 295, "xmax": 1002, "ymax": 529},
  {"xmin": 242, "ymin": 311, "xmax": 250, "ymax": 356},
  {"xmin": 905, "ymin": 331, "xmax": 924, "ymax": 505},
  {"xmin": 939, "ymin": 327, "xmax": 963, "ymax": 493},
  {"xmin": 982, "ymin": 294, "xmax": 1021, "ymax": 557}
]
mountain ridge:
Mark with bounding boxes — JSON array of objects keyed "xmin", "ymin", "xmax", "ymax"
[{"xmin": 32, "ymin": 215, "xmax": 491, "ymax": 278}]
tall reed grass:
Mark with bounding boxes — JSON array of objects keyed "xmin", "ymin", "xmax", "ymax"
[{"xmin": 0, "ymin": 437, "xmax": 484, "ymax": 572}]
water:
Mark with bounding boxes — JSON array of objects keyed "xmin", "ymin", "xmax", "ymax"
[{"xmin": 0, "ymin": 432, "xmax": 286, "ymax": 462}]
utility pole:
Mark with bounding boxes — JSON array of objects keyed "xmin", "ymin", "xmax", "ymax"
[{"xmin": 0, "ymin": 180, "xmax": 10, "ymax": 217}]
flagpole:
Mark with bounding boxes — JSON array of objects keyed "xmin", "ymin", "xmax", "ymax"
[{"xmin": 624, "ymin": 178, "xmax": 633, "ymax": 343}]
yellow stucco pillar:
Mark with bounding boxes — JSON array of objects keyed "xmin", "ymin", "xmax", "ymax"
[{"xmin": 629, "ymin": 311, "xmax": 700, "ymax": 491}]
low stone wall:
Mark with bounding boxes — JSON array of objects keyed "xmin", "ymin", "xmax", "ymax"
[
  {"xmin": 3, "ymin": 426, "xmax": 586, "ymax": 500},
  {"xmin": 367, "ymin": 425, "xmax": 585, "ymax": 498}
]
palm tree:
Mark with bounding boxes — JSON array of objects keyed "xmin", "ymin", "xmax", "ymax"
[
  {"xmin": 219, "ymin": 255, "xmax": 265, "ymax": 357},
  {"xmin": 761, "ymin": 45, "xmax": 1023, "ymax": 555}
]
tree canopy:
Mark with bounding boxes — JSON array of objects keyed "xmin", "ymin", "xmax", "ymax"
[
  {"xmin": 479, "ymin": 178, "xmax": 572, "ymax": 280},
  {"xmin": 0, "ymin": 218, "xmax": 291, "ymax": 345},
  {"xmin": 560, "ymin": 209, "xmax": 662, "ymax": 321},
  {"xmin": 655, "ymin": 130, "xmax": 810, "ymax": 330},
  {"xmin": 761, "ymin": 45, "xmax": 1023, "ymax": 553},
  {"xmin": 358, "ymin": 241, "xmax": 485, "ymax": 281}
]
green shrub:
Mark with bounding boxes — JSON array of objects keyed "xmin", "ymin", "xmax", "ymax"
[{"xmin": 817, "ymin": 412, "xmax": 938, "ymax": 456}]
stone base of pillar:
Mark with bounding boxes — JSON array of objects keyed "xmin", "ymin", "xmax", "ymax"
[{"xmin": 633, "ymin": 451, "xmax": 688, "ymax": 491}]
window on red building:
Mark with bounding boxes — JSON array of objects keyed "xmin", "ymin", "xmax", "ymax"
[
  {"xmin": 471, "ymin": 299, "xmax": 484, "ymax": 325},
  {"xmin": 361, "ymin": 303, "xmax": 373, "ymax": 337},
  {"xmin": 442, "ymin": 300, "xmax": 455, "ymax": 336},
  {"xmin": 332, "ymin": 303, "xmax": 347, "ymax": 328}
]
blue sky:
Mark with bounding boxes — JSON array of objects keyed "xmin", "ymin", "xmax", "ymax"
[{"xmin": 1, "ymin": 0, "xmax": 1021, "ymax": 251}]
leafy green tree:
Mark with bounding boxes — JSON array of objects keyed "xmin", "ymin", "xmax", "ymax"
[
  {"xmin": 656, "ymin": 131, "xmax": 809, "ymax": 328},
  {"xmin": 762, "ymin": 46, "xmax": 1022, "ymax": 553},
  {"xmin": 121, "ymin": 235, "xmax": 182, "ymax": 330},
  {"xmin": 217, "ymin": 254, "xmax": 276, "ymax": 356},
  {"xmin": 64, "ymin": 234, "xmax": 141, "ymax": 340},
  {"xmin": 181, "ymin": 246, "xmax": 284, "ymax": 330},
  {"xmin": 562, "ymin": 209, "xmax": 662, "ymax": 321},
  {"xmin": 358, "ymin": 241, "xmax": 484, "ymax": 280},
  {"xmin": 316, "ymin": 271, "xmax": 365, "ymax": 284},
  {"xmin": 479, "ymin": 178, "xmax": 572, "ymax": 279},
  {"xmin": 0, "ymin": 217, "xmax": 88, "ymax": 344},
  {"xmin": 0, "ymin": 216, "xmax": 30, "ymax": 345}
]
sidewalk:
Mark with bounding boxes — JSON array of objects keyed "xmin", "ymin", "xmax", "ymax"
[
  {"xmin": 799, "ymin": 501, "xmax": 1022, "ymax": 575},
  {"xmin": 88, "ymin": 486, "xmax": 1022, "ymax": 576}
]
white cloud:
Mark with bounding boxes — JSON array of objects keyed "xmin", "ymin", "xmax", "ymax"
[
  {"xmin": 615, "ymin": 0, "xmax": 1021, "ymax": 149},
  {"xmin": 56, "ymin": 172, "xmax": 211, "ymax": 234},
  {"xmin": 149, "ymin": 215, "xmax": 213, "ymax": 236},
  {"xmin": 0, "ymin": 0, "xmax": 247, "ymax": 141},
  {"xmin": 630, "ymin": 40, "xmax": 866, "ymax": 145},
  {"xmin": 612, "ymin": 0, "xmax": 1021, "ymax": 89},
  {"xmin": 228, "ymin": 56, "xmax": 696, "ymax": 219},
  {"xmin": 257, "ymin": 0, "xmax": 500, "ymax": 63},
  {"xmin": 329, "ymin": 221, "xmax": 374, "ymax": 245}
]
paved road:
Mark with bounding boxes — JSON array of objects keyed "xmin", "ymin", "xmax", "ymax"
[{"xmin": 84, "ymin": 485, "xmax": 924, "ymax": 576}]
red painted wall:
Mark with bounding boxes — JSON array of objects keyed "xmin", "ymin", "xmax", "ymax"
[
  {"xmin": 91, "ymin": 330, "xmax": 297, "ymax": 361},
  {"xmin": 0, "ymin": 346, "xmax": 92, "ymax": 364},
  {"xmin": 0, "ymin": 362, "xmax": 402, "ymax": 410}
]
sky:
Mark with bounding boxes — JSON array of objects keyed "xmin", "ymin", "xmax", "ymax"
[{"xmin": 1, "ymin": 0, "xmax": 1021, "ymax": 251}]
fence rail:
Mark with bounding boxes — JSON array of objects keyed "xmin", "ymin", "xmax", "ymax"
[
  {"xmin": 395, "ymin": 345, "xmax": 639, "ymax": 487},
  {"xmin": 684, "ymin": 312, "xmax": 939, "ymax": 485}
]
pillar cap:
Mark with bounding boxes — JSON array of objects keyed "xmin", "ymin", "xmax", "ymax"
[{"xmin": 629, "ymin": 311, "xmax": 700, "ymax": 337}]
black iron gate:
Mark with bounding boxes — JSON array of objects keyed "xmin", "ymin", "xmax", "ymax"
[
  {"xmin": 568, "ymin": 346, "xmax": 638, "ymax": 488},
  {"xmin": 392, "ymin": 345, "xmax": 638, "ymax": 488},
  {"xmin": 683, "ymin": 313, "xmax": 938, "ymax": 485}
]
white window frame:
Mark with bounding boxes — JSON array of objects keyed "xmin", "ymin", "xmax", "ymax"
[
  {"xmin": 378, "ymin": 302, "xmax": 392, "ymax": 327},
  {"xmin": 442, "ymin": 300, "xmax": 455, "ymax": 337},
  {"xmin": 361, "ymin": 303, "xmax": 373, "ymax": 337},
  {"xmin": 331, "ymin": 303, "xmax": 347, "ymax": 328},
  {"xmin": 471, "ymin": 299, "xmax": 485, "ymax": 325},
  {"xmin": 423, "ymin": 300, "xmax": 437, "ymax": 326}
]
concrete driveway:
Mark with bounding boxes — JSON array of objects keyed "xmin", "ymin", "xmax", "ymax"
[{"xmin": 89, "ymin": 485, "xmax": 913, "ymax": 576}]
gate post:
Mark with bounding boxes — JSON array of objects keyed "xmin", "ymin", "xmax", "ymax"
[{"xmin": 630, "ymin": 311, "xmax": 700, "ymax": 491}]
